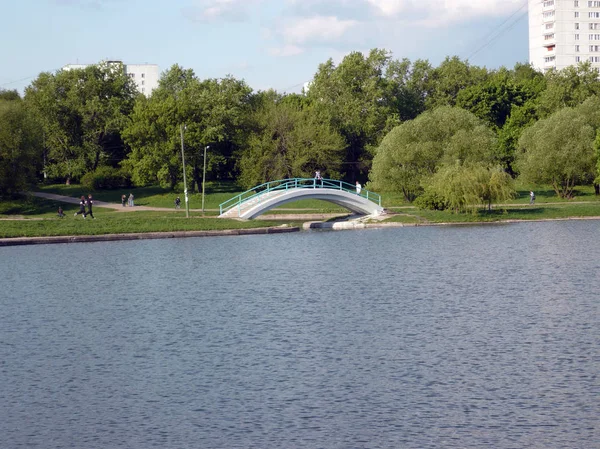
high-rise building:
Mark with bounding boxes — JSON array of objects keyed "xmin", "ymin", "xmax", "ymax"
[
  {"xmin": 62, "ymin": 60, "xmax": 159, "ymax": 96},
  {"xmin": 529, "ymin": 0, "xmax": 600, "ymax": 71}
]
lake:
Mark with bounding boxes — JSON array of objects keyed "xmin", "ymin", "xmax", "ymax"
[{"xmin": 1, "ymin": 221, "xmax": 598, "ymax": 448}]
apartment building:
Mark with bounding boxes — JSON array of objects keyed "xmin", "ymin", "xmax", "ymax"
[
  {"xmin": 62, "ymin": 60, "xmax": 159, "ymax": 96},
  {"xmin": 529, "ymin": 0, "xmax": 600, "ymax": 71}
]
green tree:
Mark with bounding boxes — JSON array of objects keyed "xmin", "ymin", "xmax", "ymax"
[
  {"xmin": 0, "ymin": 89, "xmax": 21, "ymax": 101},
  {"xmin": 24, "ymin": 62, "xmax": 137, "ymax": 182},
  {"xmin": 123, "ymin": 65, "xmax": 253, "ymax": 190},
  {"xmin": 595, "ymin": 131, "xmax": 600, "ymax": 194},
  {"xmin": 536, "ymin": 62, "xmax": 600, "ymax": 118},
  {"xmin": 423, "ymin": 56, "xmax": 488, "ymax": 110},
  {"xmin": 369, "ymin": 107, "xmax": 496, "ymax": 201},
  {"xmin": 516, "ymin": 97, "xmax": 600, "ymax": 198},
  {"xmin": 238, "ymin": 94, "xmax": 344, "ymax": 188},
  {"xmin": 0, "ymin": 99, "xmax": 42, "ymax": 196},
  {"xmin": 306, "ymin": 49, "xmax": 399, "ymax": 181},
  {"xmin": 456, "ymin": 68, "xmax": 536, "ymax": 130},
  {"xmin": 425, "ymin": 163, "xmax": 515, "ymax": 213}
]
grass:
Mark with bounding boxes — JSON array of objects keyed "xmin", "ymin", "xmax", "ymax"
[
  {"xmin": 0, "ymin": 208, "xmax": 281, "ymax": 238},
  {"xmin": 38, "ymin": 182, "xmax": 351, "ymax": 213},
  {"xmin": 383, "ymin": 202, "xmax": 600, "ymax": 224}
]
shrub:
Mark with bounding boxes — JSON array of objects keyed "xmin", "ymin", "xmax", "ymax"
[
  {"xmin": 81, "ymin": 166, "xmax": 131, "ymax": 190},
  {"xmin": 414, "ymin": 190, "xmax": 447, "ymax": 210}
]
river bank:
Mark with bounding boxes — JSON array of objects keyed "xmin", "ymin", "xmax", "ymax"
[
  {"xmin": 0, "ymin": 226, "xmax": 300, "ymax": 247},
  {"xmin": 2, "ymin": 214, "xmax": 600, "ymax": 246}
]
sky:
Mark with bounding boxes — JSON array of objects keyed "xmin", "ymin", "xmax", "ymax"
[{"xmin": 1, "ymin": 0, "xmax": 530, "ymax": 95}]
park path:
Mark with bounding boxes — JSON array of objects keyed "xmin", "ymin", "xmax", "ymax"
[{"xmin": 30, "ymin": 192, "xmax": 215, "ymax": 212}]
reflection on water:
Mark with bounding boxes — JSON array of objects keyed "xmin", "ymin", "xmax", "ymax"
[{"xmin": 1, "ymin": 221, "xmax": 599, "ymax": 448}]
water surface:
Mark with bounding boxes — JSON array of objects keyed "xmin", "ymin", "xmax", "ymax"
[{"xmin": 1, "ymin": 221, "xmax": 598, "ymax": 448}]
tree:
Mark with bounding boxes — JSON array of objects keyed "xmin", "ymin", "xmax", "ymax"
[
  {"xmin": 536, "ymin": 62, "xmax": 600, "ymax": 118},
  {"xmin": 123, "ymin": 65, "xmax": 254, "ymax": 190},
  {"xmin": 238, "ymin": 94, "xmax": 345, "ymax": 188},
  {"xmin": 496, "ymin": 100, "xmax": 538, "ymax": 175},
  {"xmin": 24, "ymin": 62, "xmax": 137, "ymax": 182},
  {"xmin": 456, "ymin": 68, "xmax": 534, "ymax": 130},
  {"xmin": 595, "ymin": 131, "xmax": 600, "ymax": 195},
  {"xmin": 0, "ymin": 99, "xmax": 42, "ymax": 196},
  {"xmin": 516, "ymin": 97, "xmax": 600, "ymax": 198},
  {"xmin": 423, "ymin": 56, "xmax": 488, "ymax": 110},
  {"xmin": 425, "ymin": 163, "xmax": 515, "ymax": 213},
  {"xmin": 0, "ymin": 89, "xmax": 21, "ymax": 101},
  {"xmin": 306, "ymin": 49, "xmax": 399, "ymax": 181},
  {"xmin": 369, "ymin": 107, "xmax": 496, "ymax": 201}
]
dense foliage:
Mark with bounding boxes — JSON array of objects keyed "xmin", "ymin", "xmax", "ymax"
[{"xmin": 3, "ymin": 53, "xmax": 600, "ymax": 208}]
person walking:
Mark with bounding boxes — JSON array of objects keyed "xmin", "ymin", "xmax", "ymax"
[
  {"xmin": 86, "ymin": 194, "xmax": 95, "ymax": 219},
  {"xmin": 74, "ymin": 196, "xmax": 87, "ymax": 218},
  {"xmin": 529, "ymin": 191, "xmax": 535, "ymax": 205},
  {"xmin": 175, "ymin": 197, "xmax": 181, "ymax": 209},
  {"xmin": 121, "ymin": 194, "xmax": 126, "ymax": 207},
  {"xmin": 57, "ymin": 206, "xmax": 65, "ymax": 218},
  {"xmin": 128, "ymin": 193, "xmax": 134, "ymax": 207}
]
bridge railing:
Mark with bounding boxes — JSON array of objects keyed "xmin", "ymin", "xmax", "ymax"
[{"xmin": 219, "ymin": 178, "xmax": 381, "ymax": 216}]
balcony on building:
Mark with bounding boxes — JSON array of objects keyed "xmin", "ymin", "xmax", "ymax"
[
  {"xmin": 542, "ymin": 0, "xmax": 556, "ymax": 11},
  {"xmin": 543, "ymin": 33, "xmax": 556, "ymax": 47}
]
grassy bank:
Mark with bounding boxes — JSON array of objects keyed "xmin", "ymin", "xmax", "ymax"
[
  {"xmin": 0, "ymin": 196, "xmax": 283, "ymax": 238},
  {"xmin": 383, "ymin": 202, "xmax": 600, "ymax": 224}
]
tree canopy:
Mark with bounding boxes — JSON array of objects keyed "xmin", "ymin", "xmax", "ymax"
[{"xmin": 369, "ymin": 106, "xmax": 496, "ymax": 201}]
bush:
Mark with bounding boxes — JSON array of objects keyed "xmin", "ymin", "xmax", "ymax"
[
  {"xmin": 81, "ymin": 166, "xmax": 131, "ymax": 190},
  {"xmin": 414, "ymin": 190, "xmax": 447, "ymax": 211}
]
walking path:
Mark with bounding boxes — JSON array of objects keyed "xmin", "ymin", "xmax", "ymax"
[{"xmin": 30, "ymin": 192, "xmax": 213, "ymax": 213}]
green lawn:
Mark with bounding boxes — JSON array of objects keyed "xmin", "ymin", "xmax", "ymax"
[
  {"xmin": 37, "ymin": 182, "xmax": 354, "ymax": 213},
  {"xmin": 0, "ymin": 208, "xmax": 282, "ymax": 238},
  {"xmin": 383, "ymin": 202, "xmax": 600, "ymax": 224}
]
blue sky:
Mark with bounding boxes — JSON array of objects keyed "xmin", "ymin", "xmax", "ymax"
[{"xmin": 1, "ymin": 0, "xmax": 529, "ymax": 95}]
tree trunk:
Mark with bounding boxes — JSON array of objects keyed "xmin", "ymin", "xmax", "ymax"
[{"xmin": 192, "ymin": 162, "xmax": 201, "ymax": 194}]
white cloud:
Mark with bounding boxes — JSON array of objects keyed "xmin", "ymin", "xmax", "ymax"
[
  {"xmin": 282, "ymin": 16, "xmax": 358, "ymax": 45},
  {"xmin": 366, "ymin": 0, "xmax": 526, "ymax": 22},
  {"xmin": 183, "ymin": 0, "xmax": 264, "ymax": 22},
  {"xmin": 268, "ymin": 45, "xmax": 305, "ymax": 57}
]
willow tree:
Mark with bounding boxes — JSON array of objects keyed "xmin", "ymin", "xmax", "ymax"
[{"xmin": 424, "ymin": 163, "xmax": 515, "ymax": 213}]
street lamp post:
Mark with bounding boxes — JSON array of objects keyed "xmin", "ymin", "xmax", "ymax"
[
  {"xmin": 202, "ymin": 145, "xmax": 208, "ymax": 215},
  {"xmin": 180, "ymin": 124, "xmax": 190, "ymax": 218}
]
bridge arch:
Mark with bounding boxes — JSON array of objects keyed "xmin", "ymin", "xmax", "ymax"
[{"xmin": 219, "ymin": 178, "xmax": 384, "ymax": 220}]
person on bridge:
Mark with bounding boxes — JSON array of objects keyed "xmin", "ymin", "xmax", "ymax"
[
  {"xmin": 314, "ymin": 170, "xmax": 323, "ymax": 188},
  {"xmin": 356, "ymin": 181, "xmax": 362, "ymax": 195}
]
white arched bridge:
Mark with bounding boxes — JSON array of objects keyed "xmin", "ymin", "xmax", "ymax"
[{"xmin": 219, "ymin": 178, "xmax": 384, "ymax": 219}]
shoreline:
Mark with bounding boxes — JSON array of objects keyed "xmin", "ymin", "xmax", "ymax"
[
  {"xmin": 0, "ymin": 226, "xmax": 300, "ymax": 247},
  {"xmin": 2, "ymin": 215, "xmax": 600, "ymax": 247}
]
